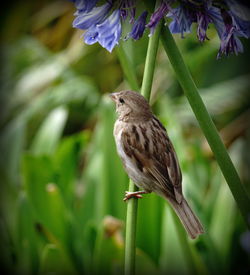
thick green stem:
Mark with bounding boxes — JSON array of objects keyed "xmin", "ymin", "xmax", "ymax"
[
  {"xmin": 160, "ymin": 25, "xmax": 250, "ymax": 227},
  {"xmin": 124, "ymin": 17, "xmax": 162, "ymax": 275},
  {"xmin": 140, "ymin": 21, "xmax": 162, "ymax": 100},
  {"xmin": 124, "ymin": 181, "xmax": 138, "ymax": 275}
]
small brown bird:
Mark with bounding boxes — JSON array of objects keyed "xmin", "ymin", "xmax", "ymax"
[{"xmin": 110, "ymin": 90, "xmax": 204, "ymax": 239}]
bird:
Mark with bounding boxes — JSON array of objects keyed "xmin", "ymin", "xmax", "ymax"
[{"xmin": 110, "ymin": 90, "xmax": 204, "ymax": 239}]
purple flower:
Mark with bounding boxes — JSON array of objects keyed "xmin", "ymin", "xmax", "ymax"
[
  {"xmin": 217, "ymin": 24, "xmax": 244, "ymax": 58},
  {"xmin": 146, "ymin": 1, "xmax": 171, "ymax": 35},
  {"xmin": 209, "ymin": 8, "xmax": 225, "ymax": 39},
  {"xmin": 69, "ymin": 0, "xmax": 250, "ymax": 56},
  {"xmin": 73, "ymin": 3, "xmax": 111, "ymax": 30},
  {"xmin": 224, "ymin": 0, "xmax": 250, "ymax": 39},
  {"xmin": 120, "ymin": 0, "xmax": 136, "ymax": 22},
  {"xmin": 84, "ymin": 10, "xmax": 122, "ymax": 52},
  {"xmin": 196, "ymin": 11, "xmax": 210, "ymax": 42},
  {"xmin": 167, "ymin": 4, "xmax": 194, "ymax": 38},
  {"xmin": 196, "ymin": 5, "xmax": 222, "ymax": 42},
  {"xmin": 217, "ymin": 9, "xmax": 247, "ymax": 58},
  {"xmin": 232, "ymin": 13, "xmax": 250, "ymax": 38},
  {"xmin": 72, "ymin": 0, "xmax": 99, "ymax": 13},
  {"xmin": 128, "ymin": 11, "xmax": 148, "ymax": 40}
]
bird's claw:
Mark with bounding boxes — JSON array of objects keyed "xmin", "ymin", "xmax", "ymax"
[{"xmin": 123, "ymin": 191, "xmax": 143, "ymax": 201}]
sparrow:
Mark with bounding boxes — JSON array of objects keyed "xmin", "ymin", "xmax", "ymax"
[{"xmin": 110, "ymin": 90, "xmax": 204, "ymax": 239}]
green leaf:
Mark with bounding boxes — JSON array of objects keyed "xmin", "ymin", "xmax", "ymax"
[
  {"xmin": 39, "ymin": 244, "xmax": 77, "ymax": 275},
  {"xmin": 159, "ymin": 205, "xmax": 190, "ymax": 275},
  {"xmin": 22, "ymin": 154, "xmax": 68, "ymax": 244},
  {"xmin": 31, "ymin": 107, "xmax": 68, "ymax": 155},
  {"xmin": 53, "ymin": 131, "xmax": 88, "ymax": 205},
  {"xmin": 136, "ymin": 193, "xmax": 164, "ymax": 264},
  {"xmin": 16, "ymin": 193, "xmax": 41, "ymax": 274},
  {"xmin": 210, "ymin": 181, "xmax": 236, "ymax": 271},
  {"xmin": 0, "ymin": 117, "xmax": 26, "ymax": 185},
  {"xmin": 92, "ymin": 216, "xmax": 124, "ymax": 275}
]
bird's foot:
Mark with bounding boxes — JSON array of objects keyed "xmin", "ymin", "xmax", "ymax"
[{"xmin": 123, "ymin": 191, "xmax": 147, "ymax": 201}]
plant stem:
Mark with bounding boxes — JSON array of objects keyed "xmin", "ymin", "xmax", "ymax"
[
  {"xmin": 140, "ymin": 21, "xmax": 162, "ymax": 100},
  {"xmin": 124, "ymin": 15, "xmax": 162, "ymax": 275},
  {"xmin": 124, "ymin": 180, "xmax": 138, "ymax": 275},
  {"xmin": 116, "ymin": 46, "xmax": 140, "ymax": 91},
  {"xmin": 160, "ymin": 25, "xmax": 250, "ymax": 227}
]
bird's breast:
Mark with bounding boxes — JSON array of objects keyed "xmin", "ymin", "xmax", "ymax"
[
  {"xmin": 114, "ymin": 121, "xmax": 128, "ymax": 161},
  {"xmin": 113, "ymin": 120, "xmax": 152, "ymax": 190}
]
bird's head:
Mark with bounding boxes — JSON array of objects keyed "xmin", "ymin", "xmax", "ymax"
[{"xmin": 109, "ymin": 90, "xmax": 152, "ymax": 121}]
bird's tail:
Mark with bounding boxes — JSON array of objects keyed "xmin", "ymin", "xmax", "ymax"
[{"xmin": 167, "ymin": 197, "xmax": 204, "ymax": 239}]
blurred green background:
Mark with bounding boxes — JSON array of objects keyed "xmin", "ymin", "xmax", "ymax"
[{"xmin": 0, "ymin": 1, "xmax": 250, "ymax": 274}]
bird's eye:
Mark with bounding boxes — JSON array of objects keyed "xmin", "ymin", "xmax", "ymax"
[{"xmin": 119, "ymin": 98, "xmax": 125, "ymax": 104}]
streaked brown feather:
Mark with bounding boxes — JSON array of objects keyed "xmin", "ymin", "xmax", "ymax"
[{"xmin": 120, "ymin": 120, "xmax": 182, "ymax": 202}]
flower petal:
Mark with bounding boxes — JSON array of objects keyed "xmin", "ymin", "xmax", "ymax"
[
  {"xmin": 83, "ymin": 10, "xmax": 122, "ymax": 52},
  {"xmin": 129, "ymin": 11, "xmax": 148, "ymax": 40},
  {"xmin": 167, "ymin": 4, "xmax": 194, "ymax": 37},
  {"xmin": 73, "ymin": 3, "xmax": 111, "ymax": 30},
  {"xmin": 73, "ymin": 0, "xmax": 99, "ymax": 13},
  {"xmin": 146, "ymin": 1, "xmax": 171, "ymax": 35},
  {"xmin": 217, "ymin": 24, "xmax": 244, "ymax": 58}
]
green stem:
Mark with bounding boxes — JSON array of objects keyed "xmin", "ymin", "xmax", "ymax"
[
  {"xmin": 124, "ymin": 180, "xmax": 138, "ymax": 275},
  {"xmin": 160, "ymin": 25, "xmax": 250, "ymax": 227},
  {"xmin": 124, "ymin": 16, "xmax": 162, "ymax": 275},
  {"xmin": 140, "ymin": 21, "xmax": 162, "ymax": 100},
  {"xmin": 116, "ymin": 46, "xmax": 140, "ymax": 91}
]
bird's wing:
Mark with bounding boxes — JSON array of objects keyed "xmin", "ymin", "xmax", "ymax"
[{"xmin": 121, "ymin": 121, "xmax": 182, "ymax": 202}]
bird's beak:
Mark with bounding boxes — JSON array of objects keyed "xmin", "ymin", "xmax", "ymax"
[{"xmin": 109, "ymin": 93, "xmax": 117, "ymax": 102}]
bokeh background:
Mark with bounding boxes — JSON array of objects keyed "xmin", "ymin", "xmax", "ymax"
[{"xmin": 1, "ymin": 0, "xmax": 250, "ymax": 274}]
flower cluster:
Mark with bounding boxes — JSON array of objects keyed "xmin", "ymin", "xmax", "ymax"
[{"xmin": 70, "ymin": 0, "xmax": 250, "ymax": 57}]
